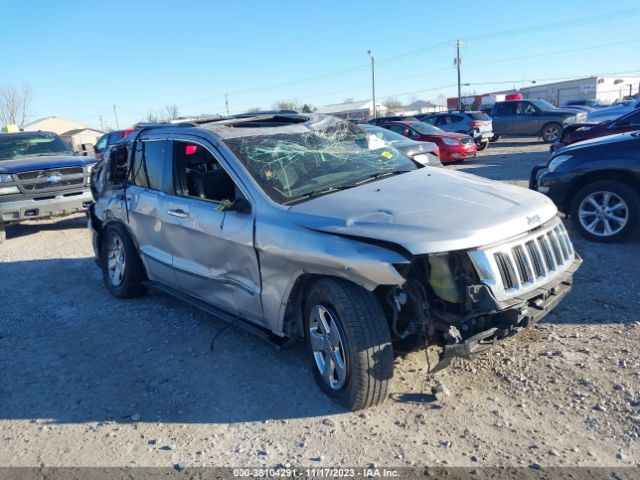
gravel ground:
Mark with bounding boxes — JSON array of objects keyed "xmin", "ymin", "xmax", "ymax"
[{"xmin": 0, "ymin": 138, "xmax": 638, "ymax": 469}]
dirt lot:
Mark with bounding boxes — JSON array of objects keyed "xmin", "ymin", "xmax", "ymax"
[{"xmin": 0, "ymin": 138, "xmax": 638, "ymax": 469}]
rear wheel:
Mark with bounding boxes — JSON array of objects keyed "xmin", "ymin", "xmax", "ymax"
[
  {"xmin": 570, "ymin": 180, "xmax": 639, "ymax": 242},
  {"xmin": 541, "ymin": 123, "xmax": 562, "ymax": 143},
  {"xmin": 304, "ymin": 278, "xmax": 393, "ymax": 410},
  {"xmin": 100, "ymin": 223, "xmax": 147, "ymax": 298}
]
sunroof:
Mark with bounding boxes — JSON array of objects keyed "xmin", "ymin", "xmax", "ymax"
[{"xmin": 205, "ymin": 114, "xmax": 309, "ymax": 128}]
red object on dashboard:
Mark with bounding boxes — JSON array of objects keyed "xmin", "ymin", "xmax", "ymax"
[{"xmin": 185, "ymin": 145, "xmax": 198, "ymax": 155}]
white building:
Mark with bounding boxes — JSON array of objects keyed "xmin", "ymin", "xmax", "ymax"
[
  {"xmin": 519, "ymin": 76, "xmax": 640, "ymax": 106},
  {"xmin": 22, "ymin": 116, "xmax": 91, "ymax": 135},
  {"xmin": 316, "ymin": 100, "xmax": 387, "ymax": 120},
  {"xmin": 60, "ymin": 127, "xmax": 105, "ymax": 154},
  {"xmin": 394, "ymin": 99, "xmax": 446, "ymax": 116},
  {"xmin": 22, "ymin": 116, "xmax": 104, "ymax": 153}
]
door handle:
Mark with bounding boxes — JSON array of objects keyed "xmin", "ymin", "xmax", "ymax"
[{"xmin": 167, "ymin": 209, "xmax": 189, "ymax": 218}]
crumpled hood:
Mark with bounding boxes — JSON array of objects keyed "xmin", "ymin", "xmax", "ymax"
[
  {"xmin": 0, "ymin": 155, "xmax": 97, "ymax": 174},
  {"xmin": 289, "ymin": 167, "xmax": 558, "ymax": 254}
]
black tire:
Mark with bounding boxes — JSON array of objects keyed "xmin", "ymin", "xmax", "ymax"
[
  {"xmin": 303, "ymin": 278, "xmax": 393, "ymax": 410},
  {"xmin": 475, "ymin": 140, "xmax": 489, "ymax": 151},
  {"xmin": 569, "ymin": 180, "xmax": 639, "ymax": 243},
  {"xmin": 489, "ymin": 135, "xmax": 500, "ymax": 142},
  {"xmin": 0, "ymin": 221, "xmax": 5, "ymax": 245},
  {"xmin": 100, "ymin": 223, "xmax": 147, "ymax": 298},
  {"xmin": 541, "ymin": 123, "xmax": 563, "ymax": 143}
]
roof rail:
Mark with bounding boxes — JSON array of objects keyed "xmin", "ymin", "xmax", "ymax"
[{"xmin": 134, "ymin": 121, "xmax": 197, "ymax": 129}]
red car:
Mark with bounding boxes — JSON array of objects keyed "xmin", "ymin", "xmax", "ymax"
[
  {"xmin": 551, "ymin": 108, "xmax": 640, "ymax": 152},
  {"xmin": 379, "ymin": 120, "xmax": 477, "ymax": 162}
]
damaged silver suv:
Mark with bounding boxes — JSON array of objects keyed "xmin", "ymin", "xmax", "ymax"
[{"xmin": 89, "ymin": 113, "xmax": 581, "ymax": 410}]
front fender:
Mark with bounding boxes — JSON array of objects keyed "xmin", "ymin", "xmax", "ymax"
[{"xmin": 256, "ymin": 220, "xmax": 410, "ymax": 335}]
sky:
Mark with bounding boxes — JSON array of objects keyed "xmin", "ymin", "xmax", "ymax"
[{"xmin": 1, "ymin": 0, "xmax": 640, "ymax": 130}]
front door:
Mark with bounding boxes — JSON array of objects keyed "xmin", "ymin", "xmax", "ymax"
[
  {"xmin": 514, "ymin": 101, "xmax": 543, "ymax": 135},
  {"xmin": 161, "ymin": 137, "xmax": 263, "ymax": 323}
]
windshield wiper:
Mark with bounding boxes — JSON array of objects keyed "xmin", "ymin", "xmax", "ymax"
[
  {"xmin": 351, "ymin": 169, "xmax": 412, "ymax": 186},
  {"xmin": 284, "ymin": 170, "xmax": 412, "ymax": 205},
  {"xmin": 284, "ymin": 185, "xmax": 357, "ymax": 205}
]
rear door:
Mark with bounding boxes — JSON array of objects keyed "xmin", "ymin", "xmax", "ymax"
[
  {"xmin": 126, "ymin": 137, "xmax": 179, "ymax": 286},
  {"xmin": 161, "ymin": 136, "xmax": 263, "ymax": 323},
  {"xmin": 492, "ymin": 102, "xmax": 517, "ymax": 135}
]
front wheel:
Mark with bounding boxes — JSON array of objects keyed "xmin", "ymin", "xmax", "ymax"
[
  {"xmin": 541, "ymin": 123, "xmax": 562, "ymax": 143},
  {"xmin": 570, "ymin": 180, "xmax": 639, "ymax": 242},
  {"xmin": 304, "ymin": 278, "xmax": 393, "ymax": 410}
]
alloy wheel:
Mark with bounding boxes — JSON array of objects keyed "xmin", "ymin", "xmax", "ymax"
[
  {"xmin": 308, "ymin": 305, "xmax": 348, "ymax": 390},
  {"xmin": 578, "ymin": 191, "xmax": 629, "ymax": 237},
  {"xmin": 107, "ymin": 234, "xmax": 126, "ymax": 286},
  {"xmin": 544, "ymin": 125, "xmax": 561, "ymax": 142}
]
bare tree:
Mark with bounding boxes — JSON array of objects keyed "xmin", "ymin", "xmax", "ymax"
[
  {"xmin": 145, "ymin": 109, "xmax": 162, "ymax": 123},
  {"xmin": 273, "ymin": 100, "xmax": 300, "ymax": 111},
  {"xmin": 383, "ymin": 96, "xmax": 403, "ymax": 113},
  {"xmin": 0, "ymin": 83, "xmax": 32, "ymax": 127},
  {"xmin": 164, "ymin": 104, "xmax": 179, "ymax": 120},
  {"xmin": 144, "ymin": 104, "xmax": 179, "ymax": 123}
]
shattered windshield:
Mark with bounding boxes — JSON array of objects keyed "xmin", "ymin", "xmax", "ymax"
[
  {"xmin": 224, "ymin": 120, "xmax": 416, "ymax": 205},
  {"xmin": 0, "ymin": 133, "xmax": 73, "ymax": 161}
]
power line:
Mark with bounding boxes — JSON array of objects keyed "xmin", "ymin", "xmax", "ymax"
[{"xmin": 176, "ymin": 7, "xmax": 640, "ymax": 110}]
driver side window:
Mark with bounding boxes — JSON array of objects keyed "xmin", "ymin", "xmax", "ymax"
[
  {"xmin": 612, "ymin": 111, "xmax": 640, "ymax": 127},
  {"xmin": 171, "ymin": 141, "xmax": 238, "ymax": 203}
]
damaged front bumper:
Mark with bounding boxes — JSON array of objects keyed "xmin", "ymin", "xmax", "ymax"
[{"xmin": 431, "ymin": 254, "xmax": 581, "ymax": 372}]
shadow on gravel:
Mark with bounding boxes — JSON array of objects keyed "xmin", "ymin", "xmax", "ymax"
[
  {"xmin": 490, "ymin": 140, "xmax": 545, "ymax": 149},
  {"xmin": 0, "ymin": 257, "xmax": 346, "ymax": 425},
  {"xmin": 1, "ymin": 235, "xmax": 636, "ymax": 425},
  {"xmin": 5, "ymin": 215, "xmax": 86, "ymax": 241}
]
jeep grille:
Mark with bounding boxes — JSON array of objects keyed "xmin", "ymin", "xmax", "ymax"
[{"xmin": 469, "ymin": 218, "xmax": 575, "ymax": 302}]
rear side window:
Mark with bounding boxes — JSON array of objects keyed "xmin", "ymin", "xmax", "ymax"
[
  {"xmin": 130, "ymin": 140, "xmax": 166, "ymax": 190},
  {"xmin": 495, "ymin": 103, "xmax": 517, "ymax": 115},
  {"xmin": 469, "ymin": 112, "xmax": 491, "ymax": 120}
]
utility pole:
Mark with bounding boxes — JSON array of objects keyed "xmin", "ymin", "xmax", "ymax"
[
  {"xmin": 225, "ymin": 94, "xmax": 230, "ymax": 116},
  {"xmin": 99, "ymin": 115, "xmax": 104, "ymax": 131},
  {"xmin": 367, "ymin": 50, "xmax": 377, "ymax": 119},
  {"xmin": 455, "ymin": 39, "xmax": 463, "ymax": 111},
  {"xmin": 112, "ymin": 104, "xmax": 120, "ymax": 129}
]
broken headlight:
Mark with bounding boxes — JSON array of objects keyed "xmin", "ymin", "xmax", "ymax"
[{"xmin": 428, "ymin": 254, "xmax": 461, "ymax": 304}]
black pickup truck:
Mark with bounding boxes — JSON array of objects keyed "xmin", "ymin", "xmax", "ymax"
[
  {"xmin": 0, "ymin": 131, "xmax": 97, "ymax": 243},
  {"xmin": 491, "ymin": 99, "xmax": 586, "ymax": 143}
]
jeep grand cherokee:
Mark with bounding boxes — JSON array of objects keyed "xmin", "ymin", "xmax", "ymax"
[{"xmin": 89, "ymin": 113, "xmax": 581, "ymax": 410}]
